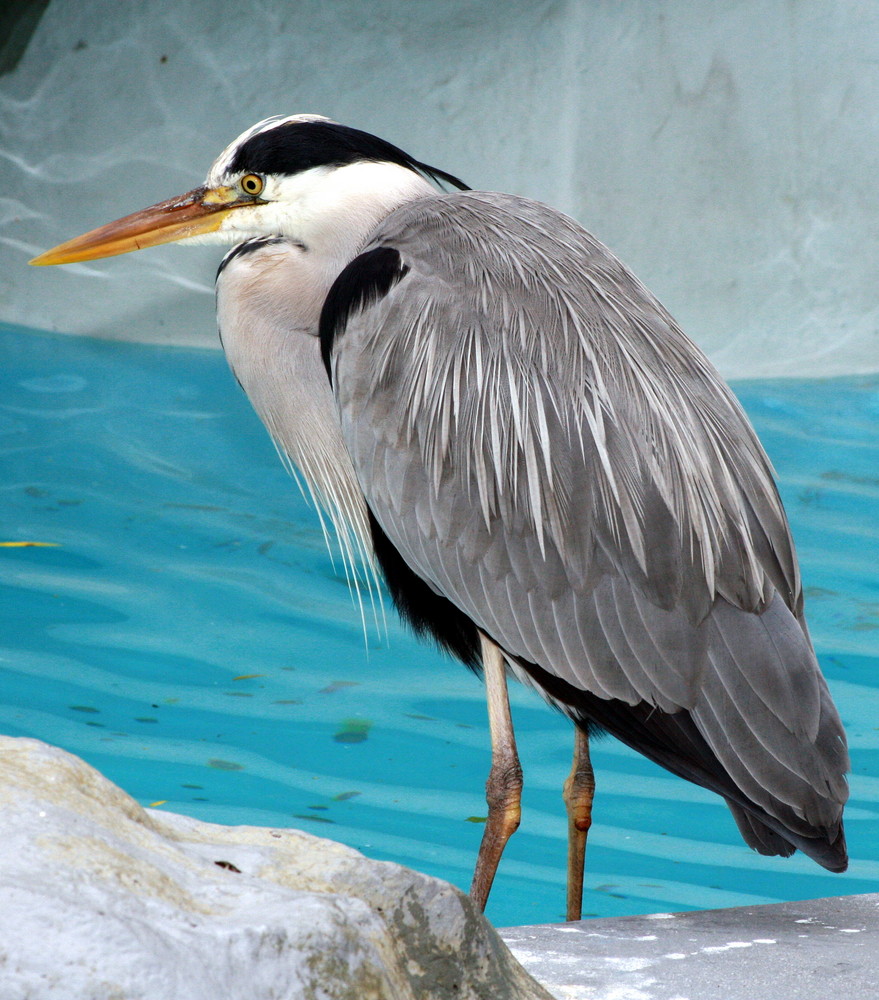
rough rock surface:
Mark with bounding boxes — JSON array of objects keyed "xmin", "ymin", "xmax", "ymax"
[{"xmin": 0, "ymin": 737, "xmax": 552, "ymax": 1000}]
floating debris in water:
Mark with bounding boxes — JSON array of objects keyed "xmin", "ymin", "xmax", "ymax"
[
  {"xmin": 821, "ymin": 468, "xmax": 879, "ymax": 487},
  {"xmin": 333, "ymin": 718, "xmax": 372, "ymax": 743},
  {"xmin": 594, "ymin": 884, "xmax": 628, "ymax": 899},
  {"xmin": 0, "ymin": 541, "xmax": 58, "ymax": 547},
  {"xmin": 320, "ymin": 681, "xmax": 360, "ymax": 694},
  {"xmin": 208, "ymin": 758, "xmax": 244, "ymax": 771}
]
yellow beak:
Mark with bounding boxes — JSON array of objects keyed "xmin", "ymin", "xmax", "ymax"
[{"xmin": 29, "ymin": 185, "xmax": 256, "ymax": 266}]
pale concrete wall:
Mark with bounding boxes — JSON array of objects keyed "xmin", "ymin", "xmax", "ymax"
[{"xmin": 2, "ymin": 0, "xmax": 877, "ymax": 377}]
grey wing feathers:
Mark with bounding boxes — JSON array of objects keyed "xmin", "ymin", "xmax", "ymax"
[{"xmin": 331, "ymin": 191, "xmax": 849, "ymax": 854}]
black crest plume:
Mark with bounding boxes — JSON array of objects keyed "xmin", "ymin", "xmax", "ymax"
[{"xmin": 229, "ymin": 120, "xmax": 469, "ymax": 192}]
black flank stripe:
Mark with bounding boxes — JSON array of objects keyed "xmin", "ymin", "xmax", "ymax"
[
  {"xmin": 367, "ymin": 508, "xmax": 481, "ymax": 671},
  {"xmin": 319, "ymin": 246, "xmax": 409, "ymax": 379}
]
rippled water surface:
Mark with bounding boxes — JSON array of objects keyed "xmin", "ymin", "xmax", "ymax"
[{"xmin": 1, "ymin": 324, "xmax": 877, "ymax": 927}]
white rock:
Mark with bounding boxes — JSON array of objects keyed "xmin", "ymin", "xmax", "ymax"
[{"xmin": 0, "ymin": 737, "xmax": 552, "ymax": 1000}]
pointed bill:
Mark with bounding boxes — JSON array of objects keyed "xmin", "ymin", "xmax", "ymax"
[{"xmin": 29, "ymin": 185, "xmax": 252, "ymax": 266}]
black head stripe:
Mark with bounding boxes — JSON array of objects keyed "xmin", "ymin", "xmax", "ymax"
[
  {"xmin": 229, "ymin": 121, "xmax": 469, "ymax": 191},
  {"xmin": 414, "ymin": 159, "xmax": 470, "ymax": 192},
  {"xmin": 319, "ymin": 246, "xmax": 409, "ymax": 379}
]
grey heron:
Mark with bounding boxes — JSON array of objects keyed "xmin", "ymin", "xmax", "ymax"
[{"xmin": 31, "ymin": 114, "xmax": 849, "ymax": 920}]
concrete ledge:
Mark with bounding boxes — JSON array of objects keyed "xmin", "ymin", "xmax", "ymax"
[{"xmin": 501, "ymin": 893, "xmax": 879, "ymax": 999}]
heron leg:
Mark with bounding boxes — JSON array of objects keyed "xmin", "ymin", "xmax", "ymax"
[
  {"xmin": 469, "ymin": 634, "xmax": 523, "ymax": 912},
  {"xmin": 563, "ymin": 724, "xmax": 594, "ymax": 921}
]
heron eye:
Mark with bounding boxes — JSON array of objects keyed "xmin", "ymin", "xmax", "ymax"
[{"xmin": 240, "ymin": 173, "xmax": 264, "ymax": 196}]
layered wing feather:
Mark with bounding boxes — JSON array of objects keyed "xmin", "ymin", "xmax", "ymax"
[{"xmin": 328, "ymin": 191, "xmax": 849, "ymax": 863}]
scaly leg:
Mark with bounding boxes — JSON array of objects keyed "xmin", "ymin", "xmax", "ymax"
[
  {"xmin": 563, "ymin": 724, "xmax": 594, "ymax": 921},
  {"xmin": 469, "ymin": 634, "xmax": 523, "ymax": 912}
]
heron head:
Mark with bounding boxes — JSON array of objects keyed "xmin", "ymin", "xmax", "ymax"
[{"xmin": 30, "ymin": 115, "xmax": 466, "ymax": 267}]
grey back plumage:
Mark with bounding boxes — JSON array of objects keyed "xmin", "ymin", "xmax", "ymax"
[{"xmin": 330, "ymin": 191, "xmax": 849, "ymax": 862}]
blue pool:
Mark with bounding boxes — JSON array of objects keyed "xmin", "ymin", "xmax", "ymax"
[{"xmin": 1, "ymin": 323, "xmax": 877, "ymax": 928}]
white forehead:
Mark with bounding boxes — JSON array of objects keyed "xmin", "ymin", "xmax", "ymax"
[{"xmin": 207, "ymin": 114, "xmax": 335, "ymax": 185}]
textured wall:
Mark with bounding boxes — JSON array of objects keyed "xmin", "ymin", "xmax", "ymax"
[{"xmin": 1, "ymin": 0, "xmax": 877, "ymax": 377}]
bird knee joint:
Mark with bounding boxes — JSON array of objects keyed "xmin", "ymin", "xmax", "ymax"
[
  {"xmin": 486, "ymin": 759, "xmax": 523, "ymax": 811},
  {"xmin": 563, "ymin": 774, "xmax": 594, "ymax": 833}
]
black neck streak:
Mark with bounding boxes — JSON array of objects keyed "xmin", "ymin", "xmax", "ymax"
[{"xmin": 318, "ymin": 246, "xmax": 409, "ymax": 381}]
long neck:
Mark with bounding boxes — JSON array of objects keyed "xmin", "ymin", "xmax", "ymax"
[
  {"xmin": 216, "ymin": 241, "xmax": 380, "ymax": 613},
  {"xmin": 214, "ymin": 163, "xmax": 436, "ymax": 617}
]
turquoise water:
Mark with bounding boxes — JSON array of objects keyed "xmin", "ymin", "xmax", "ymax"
[{"xmin": 1, "ymin": 323, "xmax": 877, "ymax": 928}]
